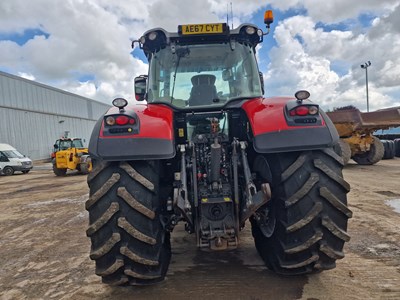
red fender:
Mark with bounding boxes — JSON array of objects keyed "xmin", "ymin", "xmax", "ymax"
[
  {"xmin": 100, "ymin": 103, "xmax": 174, "ymax": 140},
  {"xmin": 90, "ymin": 103, "xmax": 175, "ymax": 160},
  {"xmin": 241, "ymin": 97, "xmax": 325, "ymax": 136},
  {"xmin": 241, "ymin": 97, "xmax": 337, "ymax": 153}
]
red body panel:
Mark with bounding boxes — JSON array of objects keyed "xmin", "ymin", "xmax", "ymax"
[
  {"xmin": 100, "ymin": 103, "xmax": 174, "ymax": 140},
  {"xmin": 241, "ymin": 97, "xmax": 325, "ymax": 136}
]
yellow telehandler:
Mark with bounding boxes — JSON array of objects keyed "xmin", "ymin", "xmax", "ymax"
[{"xmin": 52, "ymin": 137, "xmax": 92, "ymax": 176}]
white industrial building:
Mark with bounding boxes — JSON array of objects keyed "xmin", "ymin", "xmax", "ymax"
[{"xmin": 0, "ymin": 71, "xmax": 110, "ymax": 160}]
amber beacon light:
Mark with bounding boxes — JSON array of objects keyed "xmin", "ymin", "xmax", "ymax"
[{"xmin": 264, "ymin": 10, "xmax": 274, "ymax": 26}]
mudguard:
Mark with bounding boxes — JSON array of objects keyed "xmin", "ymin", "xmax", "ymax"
[
  {"xmin": 242, "ymin": 97, "xmax": 339, "ymax": 153},
  {"xmin": 89, "ymin": 104, "xmax": 175, "ymax": 161}
]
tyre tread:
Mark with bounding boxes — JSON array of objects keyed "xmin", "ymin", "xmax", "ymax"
[
  {"xmin": 313, "ymin": 159, "xmax": 350, "ymax": 191},
  {"xmin": 286, "ymin": 202, "xmax": 322, "ymax": 233},
  {"xmin": 117, "ymin": 187, "xmax": 155, "ymax": 219},
  {"xmin": 87, "ymin": 160, "xmax": 109, "ymax": 183},
  {"xmin": 319, "ymin": 243, "xmax": 344, "ymax": 259},
  {"xmin": 96, "ymin": 259, "xmax": 124, "ymax": 276},
  {"xmin": 86, "ymin": 202, "xmax": 119, "ymax": 236},
  {"xmin": 117, "ymin": 217, "xmax": 157, "ymax": 245},
  {"xmin": 320, "ymin": 187, "xmax": 353, "ymax": 218},
  {"xmin": 322, "ymin": 216, "xmax": 350, "ymax": 242},
  {"xmin": 124, "ymin": 268, "xmax": 161, "ymax": 280},
  {"xmin": 285, "ymin": 173, "xmax": 319, "ymax": 207},
  {"xmin": 86, "ymin": 173, "xmax": 120, "ymax": 209},
  {"xmin": 281, "ymin": 153, "xmax": 307, "ymax": 182},
  {"xmin": 284, "ymin": 231, "xmax": 323, "ymax": 254},
  {"xmin": 90, "ymin": 233, "xmax": 121, "ymax": 259},
  {"xmin": 120, "ymin": 162, "xmax": 155, "ymax": 191},
  {"xmin": 120, "ymin": 246, "xmax": 159, "ymax": 266},
  {"xmin": 281, "ymin": 254, "xmax": 319, "ymax": 269}
]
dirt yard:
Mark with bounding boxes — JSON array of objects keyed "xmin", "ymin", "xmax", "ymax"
[{"xmin": 0, "ymin": 158, "xmax": 399, "ymax": 300}]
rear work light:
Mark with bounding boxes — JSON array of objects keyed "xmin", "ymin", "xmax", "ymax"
[
  {"xmin": 245, "ymin": 26, "xmax": 256, "ymax": 35},
  {"xmin": 289, "ymin": 105, "xmax": 319, "ymax": 117}
]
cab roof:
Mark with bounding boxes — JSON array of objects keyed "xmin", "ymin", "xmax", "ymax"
[{"xmin": 138, "ymin": 23, "xmax": 264, "ymax": 58}]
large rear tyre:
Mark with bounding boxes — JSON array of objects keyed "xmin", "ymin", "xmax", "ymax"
[
  {"xmin": 86, "ymin": 160, "xmax": 171, "ymax": 286},
  {"xmin": 352, "ymin": 136, "xmax": 384, "ymax": 165},
  {"xmin": 334, "ymin": 139, "xmax": 351, "ymax": 165},
  {"xmin": 251, "ymin": 149, "xmax": 352, "ymax": 275}
]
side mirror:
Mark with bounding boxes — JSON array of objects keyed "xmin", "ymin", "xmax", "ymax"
[
  {"xmin": 134, "ymin": 75, "xmax": 148, "ymax": 101},
  {"xmin": 54, "ymin": 144, "xmax": 59, "ymax": 149},
  {"xmin": 259, "ymin": 72, "xmax": 265, "ymax": 95}
]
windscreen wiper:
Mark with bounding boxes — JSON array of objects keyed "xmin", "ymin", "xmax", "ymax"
[{"xmin": 171, "ymin": 47, "xmax": 190, "ymax": 104}]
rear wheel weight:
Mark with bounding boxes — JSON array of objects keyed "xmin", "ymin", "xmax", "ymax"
[
  {"xmin": 251, "ymin": 149, "xmax": 351, "ymax": 275},
  {"xmin": 86, "ymin": 160, "xmax": 171, "ymax": 285}
]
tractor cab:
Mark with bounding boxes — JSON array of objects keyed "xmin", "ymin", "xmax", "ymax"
[
  {"xmin": 52, "ymin": 137, "xmax": 85, "ymax": 158},
  {"xmin": 133, "ymin": 22, "xmax": 271, "ymax": 110}
]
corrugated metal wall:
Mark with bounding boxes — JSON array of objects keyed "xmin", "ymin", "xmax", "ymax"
[{"xmin": 0, "ymin": 71, "xmax": 111, "ymax": 160}]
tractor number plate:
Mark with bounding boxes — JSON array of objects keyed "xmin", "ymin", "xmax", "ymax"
[{"xmin": 180, "ymin": 23, "xmax": 224, "ymax": 35}]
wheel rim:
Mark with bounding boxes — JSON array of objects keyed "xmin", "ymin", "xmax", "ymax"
[
  {"xmin": 4, "ymin": 167, "xmax": 13, "ymax": 176},
  {"xmin": 257, "ymin": 204, "xmax": 276, "ymax": 238}
]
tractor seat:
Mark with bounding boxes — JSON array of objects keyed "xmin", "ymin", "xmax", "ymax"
[{"xmin": 188, "ymin": 74, "xmax": 218, "ymax": 106}]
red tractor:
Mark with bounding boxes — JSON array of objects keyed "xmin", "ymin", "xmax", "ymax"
[{"xmin": 86, "ymin": 10, "xmax": 351, "ymax": 286}]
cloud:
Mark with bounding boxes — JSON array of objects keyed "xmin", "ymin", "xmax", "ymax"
[
  {"xmin": 18, "ymin": 72, "xmax": 35, "ymax": 81},
  {"xmin": 268, "ymin": 0, "xmax": 398, "ymax": 23},
  {"xmin": 264, "ymin": 3, "xmax": 400, "ymax": 111},
  {"xmin": 0, "ymin": 0, "xmax": 399, "ymax": 111}
]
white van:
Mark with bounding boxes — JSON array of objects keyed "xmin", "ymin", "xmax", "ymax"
[{"xmin": 0, "ymin": 143, "xmax": 33, "ymax": 176}]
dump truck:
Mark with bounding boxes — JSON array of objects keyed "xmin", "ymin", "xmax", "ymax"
[
  {"xmin": 327, "ymin": 107, "xmax": 400, "ymax": 165},
  {"xmin": 85, "ymin": 10, "xmax": 352, "ymax": 286},
  {"xmin": 52, "ymin": 137, "xmax": 92, "ymax": 176}
]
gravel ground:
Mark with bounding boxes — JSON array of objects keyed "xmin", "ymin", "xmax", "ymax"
[{"xmin": 0, "ymin": 159, "xmax": 399, "ymax": 300}]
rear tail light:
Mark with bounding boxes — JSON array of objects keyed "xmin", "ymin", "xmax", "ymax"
[
  {"xmin": 294, "ymin": 106, "xmax": 309, "ymax": 116},
  {"xmin": 289, "ymin": 105, "xmax": 319, "ymax": 116},
  {"xmin": 105, "ymin": 115, "xmax": 135, "ymax": 126},
  {"xmin": 116, "ymin": 116, "xmax": 129, "ymax": 125}
]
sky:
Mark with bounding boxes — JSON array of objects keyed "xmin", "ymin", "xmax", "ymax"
[{"xmin": 1, "ymin": 0, "xmax": 400, "ymax": 112}]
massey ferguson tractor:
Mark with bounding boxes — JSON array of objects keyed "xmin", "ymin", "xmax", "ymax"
[{"xmin": 86, "ymin": 10, "xmax": 352, "ymax": 286}]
